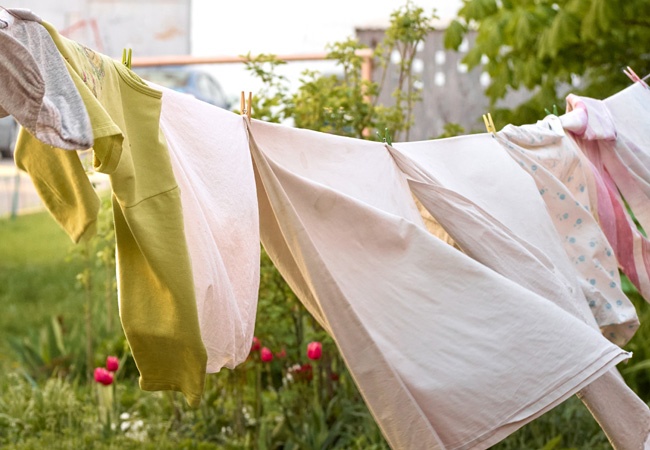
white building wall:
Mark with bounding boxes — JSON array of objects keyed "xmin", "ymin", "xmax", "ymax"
[{"xmin": 2, "ymin": 0, "xmax": 190, "ymax": 57}]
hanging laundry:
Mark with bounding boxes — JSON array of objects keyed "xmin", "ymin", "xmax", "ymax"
[
  {"xmin": 495, "ymin": 118, "xmax": 638, "ymax": 345},
  {"xmin": 389, "ymin": 135, "xmax": 604, "ymax": 334},
  {"xmin": 389, "ymin": 134, "xmax": 649, "ymax": 448},
  {"xmin": 246, "ymin": 118, "xmax": 628, "ymax": 450},
  {"xmin": 152, "ymin": 84, "xmax": 260, "ymax": 372},
  {"xmin": 565, "ymin": 84, "xmax": 650, "ymax": 303},
  {"xmin": 14, "ymin": 16, "xmax": 206, "ymax": 407},
  {"xmin": 0, "ymin": 9, "xmax": 92, "ymax": 150}
]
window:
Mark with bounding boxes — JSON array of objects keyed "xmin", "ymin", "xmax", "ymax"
[
  {"xmin": 413, "ymin": 58, "xmax": 424, "ymax": 73},
  {"xmin": 459, "ymin": 38, "xmax": 469, "ymax": 53},
  {"xmin": 480, "ymin": 72, "xmax": 491, "ymax": 87}
]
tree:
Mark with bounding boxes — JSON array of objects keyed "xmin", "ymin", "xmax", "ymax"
[
  {"xmin": 244, "ymin": 1, "xmax": 437, "ymax": 142},
  {"xmin": 445, "ymin": 0, "xmax": 650, "ymax": 126}
]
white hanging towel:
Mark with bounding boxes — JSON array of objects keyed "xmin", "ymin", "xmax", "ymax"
[
  {"xmin": 245, "ymin": 118, "xmax": 628, "ymax": 450},
  {"xmin": 153, "ymin": 84, "xmax": 261, "ymax": 372}
]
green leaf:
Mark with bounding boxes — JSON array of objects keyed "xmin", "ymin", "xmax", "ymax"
[
  {"xmin": 622, "ymin": 359, "xmax": 650, "ymax": 374},
  {"xmin": 581, "ymin": 0, "xmax": 617, "ymax": 40},
  {"xmin": 476, "ymin": 15, "xmax": 504, "ymax": 58},
  {"xmin": 541, "ymin": 435, "xmax": 564, "ymax": 450},
  {"xmin": 444, "ymin": 20, "xmax": 466, "ymax": 50},
  {"xmin": 542, "ymin": 10, "xmax": 581, "ymax": 58},
  {"xmin": 459, "ymin": 0, "xmax": 498, "ymax": 21},
  {"xmin": 463, "ymin": 45, "xmax": 484, "ymax": 69}
]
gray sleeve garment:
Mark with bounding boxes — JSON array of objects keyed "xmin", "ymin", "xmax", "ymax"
[{"xmin": 0, "ymin": 9, "xmax": 93, "ymax": 150}]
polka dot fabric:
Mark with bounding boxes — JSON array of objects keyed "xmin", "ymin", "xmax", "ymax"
[{"xmin": 497, "ymin": 118, "xmax": 639, "ymax": 345}]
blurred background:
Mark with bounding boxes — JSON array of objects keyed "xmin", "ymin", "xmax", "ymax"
[{"xmin": 0, "ymin": 0, "xmax": 512, "ymax": 159}]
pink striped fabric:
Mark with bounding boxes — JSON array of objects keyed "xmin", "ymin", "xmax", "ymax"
[{"xmin": 565, "ymin": 85, "xmax": 650, "ymax": 302}]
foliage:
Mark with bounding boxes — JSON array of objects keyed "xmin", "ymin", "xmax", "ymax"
[
  {"xmin": 374, "ymin": 1, "xmax": 436, "ymax": 141},
  {"xmin": 0, "ymin": 373, "xmax": 96, "ymax": 445},
  {"xmin": 244, "ymin": 1, "xmax": 438, "ymax": 142},
  {"xmin": 436, "ymin": 122, "xmax": 466, "ymax": 139},
  {"xmin": 446, "ymin": 0, "xmax": 650, "ymax": 126},
  {"xmin": 7, "ymin": 315, "xmax": 84, "ymax": 381},
  {"xmin": 240, "ymin": 52, "xmax": 292, "ymax": 124},
  {"xmin": 293, "ymin": 38, "xmax": 379, "ymax": 138}
]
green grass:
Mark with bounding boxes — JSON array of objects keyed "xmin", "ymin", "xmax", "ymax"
[{"xmin": 0, "ymin": 212, "xmax": 86, "ymax": 367}]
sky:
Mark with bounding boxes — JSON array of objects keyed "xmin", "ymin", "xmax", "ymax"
[{"xmin": 190, "ymin": 0, "xmax": 463, "ymax": 100}]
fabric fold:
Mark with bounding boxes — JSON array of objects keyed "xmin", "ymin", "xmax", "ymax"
[
  {"xmin": 391, "ymin": 133, "xmax": 637, "ymax": 345},
  {"xmin": 154, "ymin": 84, "xmax": 260, "ymax": 372}
]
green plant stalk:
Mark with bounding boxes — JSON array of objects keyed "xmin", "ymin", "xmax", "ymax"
[
  {"xmin": 404, "ymin": 44, "xmax": 418, "ymax": 141},
  {"xmin": 104, "ymin": 252, "xmax": 113, "ymax": 333},
  {"xmin": 234, "ymin": 368, "xmax": 245, "ymax": 435},
  {"xmin": 313, "ymin": 363, "xmax": 320, "ymax": 404},
  {"xmin": 83, "ymin": 242, "xmax": 94, "ymax": 380},
  {"xmin": 96, "ymin": 383, "xmax": 114, "ymax": 435},
  {"xmin": 255, "ymin": 363, "xmax": 262, "ymax": 429}
]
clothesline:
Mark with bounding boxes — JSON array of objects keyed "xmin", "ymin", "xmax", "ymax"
[{"xmin": 3, "ymin": 6, "xmax": 650, "ymax": 449}]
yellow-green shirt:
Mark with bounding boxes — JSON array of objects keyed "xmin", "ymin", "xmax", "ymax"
[{"xmin": 15, "ymin": 22, "xmax": 206, "ymax": 407}]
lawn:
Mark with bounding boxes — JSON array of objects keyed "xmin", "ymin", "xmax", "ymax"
[{"xmin": 0, "ymin": 212, "xmax": 87, "ymax": 369}]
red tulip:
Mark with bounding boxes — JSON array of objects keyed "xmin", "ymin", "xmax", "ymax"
[
  {"xmin": 106, "ymin": 356, "xmax": 119, "ymax": 372},
  {"xmin": 306, "ymin": 341, "xmax": 322, "ymax": 360},
  {"xmin": 260, "ymin": 347, "xmax": 273, "ymax": 362},
  {"xmin": 251, "ymin": 336, "xmax": 261, "ymax": 352},
  {"xmin": 275, "ymin": 348, "xmax": 286, "ymax": 359},
  {"xmin": 94, "ymin": 367, "xmax": 114, "ymax": 386}
]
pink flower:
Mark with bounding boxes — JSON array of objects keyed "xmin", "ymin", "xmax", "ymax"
[
  {"xmin": 106, "ymin": 356, "xmax": 119, "ymax": 372},
  {"xmin": 94, "ymin": 367, "xmax": 114, "ymax": 386},
  {"xmin": 306, "ymin": 341, "xmax": 322, "ymax": 360},
  {"xmin": 251, "ymin": 336, "xmax": 261, "ymax": 352},
  {"xmin": 275, "ymin": 348, "xmax": 286, "ymax": 359},
  {"xmin": 260, "ymin": 347, "xmax": 273, "ymax": 362}
]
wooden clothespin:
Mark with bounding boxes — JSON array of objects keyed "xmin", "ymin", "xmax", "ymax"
[
  {"xmin": 122, "ymin": 47, "xmax": 132, "ymax": 70},
  {"xmin": 623, "ymin": 66, "xmax": 649, "ymax": 89},
  {"xmin": 240, "ymin": 91, "xmax": 252, "ymax": 120},
  {"xmin": 482, "ymin": 112, "xmax": 496, "ymax": 137}
]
